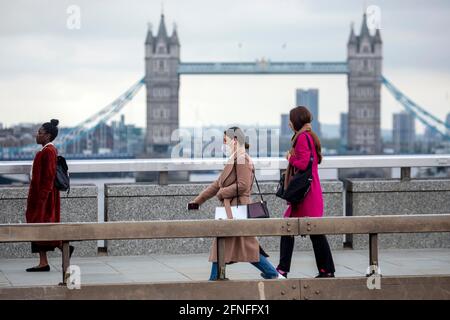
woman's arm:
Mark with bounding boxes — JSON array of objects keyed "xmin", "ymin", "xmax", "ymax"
[
  {"xmin": 289, "ymin": 133, "xmax": 313, "ymax": 171},
  {"xmin": 192, "ymin": 179, "xmax": 220, "ymax": 206}
]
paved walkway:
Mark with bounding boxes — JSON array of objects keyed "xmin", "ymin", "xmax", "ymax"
[{"xmin": 1, "ymin": 249, "xmax": 449, "ymax": 287}]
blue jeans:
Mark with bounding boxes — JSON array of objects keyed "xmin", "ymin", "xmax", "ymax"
[{"xmin": 209, "ymin": 253, "xmax": 279, "ymax": 280}]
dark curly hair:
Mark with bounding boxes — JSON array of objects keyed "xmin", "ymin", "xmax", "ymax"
[{"xmin": 41, "ymin": 119, "xmax": 59, "ymax": 142}]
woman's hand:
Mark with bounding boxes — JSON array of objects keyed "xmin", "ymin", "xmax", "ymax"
[{"xmin": 286, "ymin": 151, "xmax": 291, "ymax": 161}]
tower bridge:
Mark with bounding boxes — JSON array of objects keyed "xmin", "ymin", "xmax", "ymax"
[
  {"xmin": 144, "ymin": 12, "xmax": 383, "ymax": 156},
  {"xmin": 2, "ymin": 13, "xmax": 449, "ymax": 160}
]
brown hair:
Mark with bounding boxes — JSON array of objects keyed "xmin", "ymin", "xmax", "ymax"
[
  {"xmin": 224, "ymin": 126, "xmax": 250, "ymax": 149},
  {"xmin": 289, "ymin": 106, "xmax": 322, "ymax": 164}
]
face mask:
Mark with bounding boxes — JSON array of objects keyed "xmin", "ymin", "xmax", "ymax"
[{"xmin": 221, "ymin": 143, "xmax": 231, "ymax": 156}]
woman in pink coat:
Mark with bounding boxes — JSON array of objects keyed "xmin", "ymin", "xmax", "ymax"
[{"xmin": 276, "ymin": 106, "xmax": 335, "ymax": 278}]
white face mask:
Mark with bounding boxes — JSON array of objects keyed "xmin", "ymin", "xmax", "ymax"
[{"xmin": 221, "ymin": 143, "xmax": 232, "ymax": 156}]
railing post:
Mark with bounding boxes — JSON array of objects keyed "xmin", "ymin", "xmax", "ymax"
[
  {"xmin": 217, "ymin": 237, "xmax": 226, "ymax": 280},
  {"xmin": 61, "ymin": 241, "xmax": 70, "ymax": 285},
  {"xmin": 400, "ymin": 167, "xmax": 411, "ymax": 180},
  {"xmin": 343, "ymin": 180, "xmax": 353, "ymax": 249},
  {"xmin": 368, "ymin": 233, "xmax": 379, "ymax": 275},
  {"xmin": 158, "ymin": 171, "xmax": 168, "ymax": 185}
]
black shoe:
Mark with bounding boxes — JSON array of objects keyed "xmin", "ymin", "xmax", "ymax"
[
  {"xmin": 69, "ymin": 245, "xmax": 74, "ymax": 258},
  {"xmin": 315, "ymin": 272, "xmax": 335, "ymax": 278},
  {"xmin": 26, "ymin": 265, "xmax": 50, "ymax": 272},
  {"xmin": 276, "ymin": 267, "xmax": 288, "ymax": 279}
]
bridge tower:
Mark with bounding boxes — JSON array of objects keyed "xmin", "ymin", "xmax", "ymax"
[
  {"xmin": 144, "ymin": 14, "xmax": 180, "ymax": 157},
  {"xmin": 347, "ymin": 13, "xmax": 382, "ymax": 154}
]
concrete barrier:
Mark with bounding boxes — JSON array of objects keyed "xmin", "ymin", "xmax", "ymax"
[
  {"xmin": 345, "ymin": 178, "xmax": 450, "ymax": 249},
  {"xmin": 105, "ymin": 181, "xmax": 344, "ymax": 255},
  {"xmin": 0, "ymin": 185, "xmax": 98, "ymax": 258}
]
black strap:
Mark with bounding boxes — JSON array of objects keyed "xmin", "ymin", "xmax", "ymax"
[
  {"xmin": 251, "ymin": 166, "xmax": 264, "ymax": 203},
  {"xmin": 233, "ymin": 158, "xmax": 266, "ymax": 207},
  {"xmin": 234, "ymin": 160, "xmax": 240, "ymax": 207}
]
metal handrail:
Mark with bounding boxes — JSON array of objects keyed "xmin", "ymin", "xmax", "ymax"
[
  {"xmin": 1, "ymin": 214, "xmax": 449, "ymax": 283},
  {"xmin": 0, "ymin": 215, "xmax": 449, "ymax": 242},
  {"xmin": 0, "ymin": 155, "xmax": 449, "ymax": 174}
]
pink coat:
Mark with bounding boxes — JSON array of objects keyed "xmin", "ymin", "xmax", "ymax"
[{"xmin": 283, "ymin": 132, "xmax": 324, "ymax": 218}]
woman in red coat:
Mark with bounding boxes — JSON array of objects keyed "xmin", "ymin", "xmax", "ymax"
[{"xmin": 25, "ymin": 119, "xmax": 73, "ymax": 272}]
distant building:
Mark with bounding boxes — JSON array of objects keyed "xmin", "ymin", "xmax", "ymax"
[
  {"xmin": 340, "ymin": 112, "xmax": 348, "ymax": 150},
  {"xmin": 446, "ymin": 112, "xmax": 450, "ymax": 136},
  {"xmin": 296, "ymin": 89, "xmax": 321, "ymax": 137},
  {"xmin": 126, "ymin": 126, "xmax": 145, "ymax": 155},
  {"xmin": 347, "ymin": 13, "xmax": 382, "ymax": 154},
  {"xmin": 424, "ymin": 127, "xmax": 439, "ymax": 140},
  {"xmin": 393, "ymin": 112, "xmax": 415, "ymax": 154},
  {"xmin": 111, "ymin": 115, "xmax": 144, "ymax": 155},
  {"xmin": 280, "ymin": 114, "xmax": 290, "ymax": 137},
  {"xmin": 424, "ymin": 126, "xmax": 442, "ymax": 144},
  {"xmin": 111, "ymin": 115, "xmax": 128, "ymax": 154},
  {"xmin": 421, "ymin": 126, "xmax": 443, "ymax": 153},
  {"xmin": 145, "ymin": 14, "xmax": 180, "ymax": 157}
]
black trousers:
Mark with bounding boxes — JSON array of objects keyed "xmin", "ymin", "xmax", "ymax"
[{"xmin": 278, "ymin": 235, "xmax": 335, "ymax": 274}]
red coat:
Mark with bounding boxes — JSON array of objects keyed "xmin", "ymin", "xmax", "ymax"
[{"xmin": 26, "ymin": 144, "xmax": 61, "ymax": 247}]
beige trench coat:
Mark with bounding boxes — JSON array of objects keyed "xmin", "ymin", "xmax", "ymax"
[{"xmin": 193, "ymin": 151, "xmax": 260, "ymax": 263}]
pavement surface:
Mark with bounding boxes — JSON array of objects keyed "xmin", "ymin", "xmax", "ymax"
[{"xmin": 1, "ymin": 249, "xmax": 449, "ymax": 287}]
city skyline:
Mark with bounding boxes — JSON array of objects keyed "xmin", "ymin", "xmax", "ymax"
[
  {"xmin": 296, "ymin": 89, "xmax": 321, "ymax": 137},
  {"xmin": 0, "ymin": 1, "xmax": 449, "ymax": 134},
  {"xmin": 393, "ymin": 111, "xmax": 415, "ymax": 154}
]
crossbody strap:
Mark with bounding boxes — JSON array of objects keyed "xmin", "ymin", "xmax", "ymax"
[
  {"xmin": 234, "ymin": 160, "xmax": 239, "ymax": 206},
  {"xmin": 252, "ymin": 165, "xmax": 264, "ymax": 202},
  {"xmin": 233, "ymin": 158, "xmax": 266, "ymax": 206}
]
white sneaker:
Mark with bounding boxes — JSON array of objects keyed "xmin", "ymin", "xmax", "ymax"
[{"xmin": 277, "ymin": 273, "xmax": 287, "ymax": 279}]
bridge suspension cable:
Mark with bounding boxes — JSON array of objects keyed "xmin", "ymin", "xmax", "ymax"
[
  {"xmin": 0, "ymin": 77, "xmax": 145, "ymax": 158},
  {"xmin": 57, "ymin": 77, "xmax": 145, "ymax": 151},
  {"xmin": 382, "ymin": 76, "xmax": 450, "ymax": 141},
  {"xmin": 3, "ymin": 74, "xmax": 449, "ymax": 160}
]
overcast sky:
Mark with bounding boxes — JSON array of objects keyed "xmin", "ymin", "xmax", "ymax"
[{"xmin": 0, "ymin": 0, "xmax": 449, "ymax": 133}]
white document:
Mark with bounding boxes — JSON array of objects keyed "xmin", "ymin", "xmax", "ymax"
[{"xmin": 215, "ymin": 205, "xmax": 248, "ymax": 220}]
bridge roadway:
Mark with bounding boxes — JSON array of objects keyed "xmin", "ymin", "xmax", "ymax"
[{"xmin": 1, "ymin": 248, "xmax": 449, "ymax": 299}]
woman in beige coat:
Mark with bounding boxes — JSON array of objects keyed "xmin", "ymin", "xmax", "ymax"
[{"xmin": 189, "ymin": 127, "xmax": 283, "ymax": 281}]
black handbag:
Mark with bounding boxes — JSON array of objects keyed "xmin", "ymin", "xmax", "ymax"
[
  {"xmin": 55, "ymin": 155, "xmax": 70, "ymax": 193},
  {"xmin": 233, "ymin": 161, "xmax": 270, "ymax": 219},
  {"xmin": 276, "ymin": 133, "xmax": 313, "ymax": 204}
]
